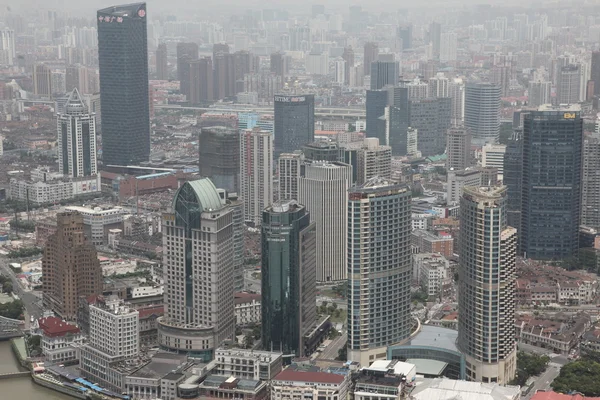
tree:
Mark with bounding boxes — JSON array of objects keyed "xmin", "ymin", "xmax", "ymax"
[
  {"xmin": 243, "ymin": 334, "xmax": 254, "ymax": 349},
  {"xmin": 2, "ymin": 281, "xmax": 13, "ymax": 294},
  {"xmin": 336, "ymin": 341, "xmax": 348, "ymax": 361},
  {"xmin": 552, "ymin": 359, "xmax": 600, "ymax": 396},
  {"xmin": 0, "ymin": 299, "xmax": 24, "ymax": 319},
  {"xmin": 510, "ymin": 352, "xmax": 550, "ymax": 386}
]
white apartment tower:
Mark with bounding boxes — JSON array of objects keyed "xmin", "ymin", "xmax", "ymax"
[
  {"xmin": 157, "ymin": 179, "xmax": 235, "ymax": 360},
  {"xmin": 458, "ymin": 186, "xmax": 517, "ymax": 384},
  {"xmin": 277, "ymin": 152, "xmax": 303, "ymax": 201},
  {"xmin": 241, "ymin": 128, "xmax": 274, "ymax": 226},
  {"xmin": 299, "ymin": 162, "xmax": 352, "ymax": 282},
  {"xmin": 347, "ymin": 178, "xmax": 412, "ymax": 366},
  {"xmin": 0, "ymin": 29, "xmax": 15, "ymax": 66},
  {"xmin": 57, "ymin": 88, "xmax": 97, "ymax": 178}
]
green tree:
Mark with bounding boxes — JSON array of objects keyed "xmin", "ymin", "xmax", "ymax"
[
  {"xmin": 552, "ymin": 359, "xmax": 600, "ymax": 396},
  {"xmin": 243, "ymin": 334, "xmax": 254, "ymax": 349},
  {"xmin": 0, "ymin": 299, "xmax": 24, "ymax": 319},
  {"xmin": 336, "ymin": 341, "xmax": 348, "ymax": 361}
]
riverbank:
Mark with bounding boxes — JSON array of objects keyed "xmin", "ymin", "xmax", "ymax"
[{"xmin": 31, "ymin": 373, "xmax": 88, "ymax": 400}]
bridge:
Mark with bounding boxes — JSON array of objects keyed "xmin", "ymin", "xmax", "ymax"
[
  {"xmin": 0, "ymin": 315, "xmax": 24, "ymax": 340},
  {"xmin": 155, "ymin": 104, "xmax": 366, "ymax": 119},
  {"xmin": 0, "ymin": 371, "xmax": 30, "ymax": 380}
]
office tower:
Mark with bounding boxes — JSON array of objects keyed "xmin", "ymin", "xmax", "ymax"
[
  {"xmin": 446, "ymin": 168, "xmax": 482, "ymax": 205},
  {"xmin": 386, "ymin": 86, "xmax": 410, "ymax": 156},
  {"xmin": 189, "ymin": 57, "xmax": 214, "ymax": 104},
  {"xmin": 299, "ymin": 162, "xmax": 352, "ymax": 283},
  {"xmin": 302, "ymin": 141, "xmax": 339, "ymax": 162},
  {"xmin": 405, "ymin": 79, "xmax": 429, "ymax": 100},
  {"xmin": 582, "ymin": 133, "xmax": 600, "ymax": 229},
  {"xmin": 214, "ymin": 50, "xmax": 235, "ymax": 100},
  {"xmin": 80, "ymin": 296, "xmax": 139, "ymax": 390},
  {"xmin": 446, "ymin": 127, "xmax": 471, "ymax": 170},
  {"xmin": 491, "ymin": 66, "xmax": 511, "ymax": 97},
  {"xmin": 520, "ymin": 106, "xmax": 583, "ymax": 259},
  {"xmin": 342, "ymin": 47, "xmax": 354, "ymax": 84},
  {"xmin": 528, "ymin": 80, "xmax": 551, "ymax": 107},
  {"xmin": 176, "ymin": 42, "xmax": 199, "ymax": 99},
  {"xmin": 481, "ymin": 144, "xmax": 506, "ymax": 178},
  {"xmin": 42, "ymin": 212, "xmax": 103, "ymax": 320},
  {"xmin": 458, "ymin": 186, "xmax": 517, "ymax": 384},
  {"xmin": 155, "ymin": 43, "xmax": 168, "ymax": 80},
  {"xmin": 97, "ymin": 3, "xmax": 150, "ymax": 166},
  {"xmin": 334, "ymin": 60, "xmax": 345, "ymax": 84},
  {"xmin": 347, "ymin": 179, "xmax": 412, "ymax": 366},
  {"xmin": 240, "ymin": 128, "xmax": 274, "ymax": 226},
  {"xmin": 233, "ymin": 50, "xmax": 252, "ymax": 85},
  {"xmin": 274, "ymin": 94, "xmax": 315, "ymax": 154},
  {"xmin": 449, "ymin": 78, "xmax": 465, "ymax": 126},
  {"xmin": 270, "ymin": 51, "xmax": 287, "ymax": 80},
  {"xmin": 262, "ymin": 201, "xmax": 316, "ymax": 356},
  {"xmin": 306, "ymin": 52, "xmax": 329, "ymax": 75},
  {"xmin": 199, "ymin": 126, "xmax": 240, "ymax": 193},
  {"xmin": 366, "ymin": 90, "xmax": 388, "ymax": 144},
  {"xmin": 503, "ymin": 130, "xmax": 523, "ymax": 233},
  {"xmin": 0, "ymin": 29, "xmax": 15, "ymax": 65},
  {"xmin": 465, "ymin": 82, "xmax": 501, "ymax": 146},
  {"xmin": 370, "ymin": 60, "xmax": 399, "ymax": 90},
  {"xmin": 557, "ymin": 65, "xmax": 581, "ymax": 104},
  {"xmin": 57, "ymin": 89, "xmax": 97, "ymax": 178},
  {"xmin": 278, "ymin": 152, "xmax": 303, "ymax": 201},
  {"xmin": 356, "ymin": 138, "xmax": 392, "ymax": 184},
  {"xmin": 363, "ymin": 42, "xmax": 379, "ymax": 75},
  {"xmin": 409, "ymin": 97, "xmax": 452, "ymax": 156},
  {"xmin": 33, "ymin": 63, "xmax": 52, "ymax": 96},
  {"xmin": 157, "ymin": 179, "xmax": 235, "ymax": 359},
  {"xmin": 429, "ymin": 22, "xmax": 441, "ymax": 59},
  {"xmin": 592, "ymin": 51, "xmax": 600, "ymax": 96},
  {"xmin": 440, "ymin": 32, "xmax": 457, "ymax": 63},
  {"xmin": 428, "ymin": 73, "xmax": 449, "ymax": 97},
  {"xmin": 397, "ymin": 24, "xmax": 412, "ymax": 50}
]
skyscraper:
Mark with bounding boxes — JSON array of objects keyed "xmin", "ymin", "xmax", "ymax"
[
  {"xmin": 409, "ymin": 97, "xmax": 452, "ymax": 156},
  {"xmin": 397, "ymin": 25, "xmax": 412, "ymax": 50},
  {"xmin": 347, "ymin": 178, "xmax": 412, "ymax": 366},
  {"xmin": 277, "ymin": 152, "xmax": 303, "ymax": 201},
  {"xmin": 465, "ymin": 82, "xmax": 501, "ymax": 146},
  {"xmin": 366, "ymin": 90, "xmax": 388, "ymax": 144},
  {"xmin": 213, "ymin": 50, "xmax": 235, "ymax": 100},
  {"xmin": 503, "ymin": 130, "xmax": 523, "ymax": 233},
  {"xmin": 557, "ymin": 65, "xmax": 581, "ymax": 105},
  {"xmin": 240, "ymin": 128, "xmax": 274, "ymax": 226},
  {"xmin": 370, "ymin": 60, "xmax": 399, "ymax": 90},
  {"xmin": 591, "ymin": 51, "xmax": 600, "ymax": 96},
  {"xmin": 520, "ymin": 106, "xmax": 583, "ymax": 259},
  {"xmin": 155, "ymin": 43, "xmax": 168, "ymax": 80},
  {"xmin": 299, "ymin": 162, "xmax": 352, "ymax": 283},
  {"xmin": 42, "ymin": 212, "xmax": 103, "ymax": 320},
  {"xmin": 270, "ymin": 51, "xmax": 287, "ymax": 80},
  {"xmin": 57, "ymin": 89, "xmax": 97, "ymax": 178},
  {"xmin": 363, "ymin": 42, "xmax": 379, "ymax": 75},
  {"xmin": 97, "ymin": 3, "xmax": 150, "ymax": 165},
  {"xmin": 157, "ymin": 179, "xmax": 235, "ymax": 360},
  {"xmin": 176, "ymin": 42, "xmax": 199, "ymax": 99},
  {"xmin": 274, "ymin": 94, "xmax": 315, "ymax": 154},
  {"xmin": 199, "ymin": 126, "xmax": 240, "ymax": 193},
  {"xmin": 440, "ymin": 32, "xmax": 457, "ymax": 63},
  {"xmin": 33, "ymin": 63, "xmax": 52, "ymax": 96},
  {"xmin": 528, "ymin": 80, "xmax": 551, "ymax": 107},
  {"xmin": 582, "ymin": 132, "xmax": 600, "ymax": 230},
  {"xmin": 458, "ymin": 186, "xmax": 517, "ymax": 384},
  {"xmin": 342, "ymin": 47, "xmax": 354, "ymax": 84},
  {"xmin": 0, "ymin": 29, "xmax": 15, "ymax": 66},
  {"xmin": 446, "ymin": 126, "xmax": 471, "ymax": 170},
  {"xmin": 429, "ymin": 22, "xmax": 441, "ymax": 60},
  {"xmin": 356, "ymin": 138, "xmax": 392, "ymax": 184},
  {"xmin": 261, "ymin": 201, "xmax": 316, "ymax": 356},
  {"xmin": 189, "ymin": 57, "xmax": 213, "ymax": 104}
]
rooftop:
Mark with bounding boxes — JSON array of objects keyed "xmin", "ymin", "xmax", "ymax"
[
  {"xmin": 273, "ymin": 369, "xmax": 345, "ymax": 385},
  {"xmin": 530, "ymin": 391, "xmax": 600, "ymax": 400},
  {"xmin": 411, "ymin": 378, "xmax": 521, "ymax": 400},
  {"xmin": 38, "ymin": 316, "xmax": 80, "ymax": 338}
]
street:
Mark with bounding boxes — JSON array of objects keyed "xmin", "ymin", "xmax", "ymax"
[
  {"xmin": 0, "ymin": 257, "xmax": 44, "ymax": 325},
  {"xmin": 318, "ymin": 331, "xmax": 347, "ymax": 360},
  {"xmin": 523, "ymin": 362, "xmax": 562, "ymax": 399}
]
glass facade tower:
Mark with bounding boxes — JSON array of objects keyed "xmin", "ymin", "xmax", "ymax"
[
  {"xmin": 97, "ymin": 3, "xmax": 150, "ymax": 166},
  {"xmin": 274, "ymin": 94, "xmax": 314, "ymax": 154}
]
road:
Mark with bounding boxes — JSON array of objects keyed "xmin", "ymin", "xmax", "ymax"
[
  {"xmin": 0, "ymin": 257, "xmax": 44, "ymax": 324},
  {"xmin": 523, "ymin": 362, "xmax": 562, "ymax": 399},
  {"xmin": 318, "ymin": 332, "xmax": 347, "ymax": 360}
]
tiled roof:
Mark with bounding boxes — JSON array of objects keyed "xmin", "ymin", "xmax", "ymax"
[{"xmin": 38, "ymin": 316, "xmax": 80, "ymax": 337}]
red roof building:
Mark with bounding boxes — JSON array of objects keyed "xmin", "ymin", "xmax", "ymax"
[
  {"xmin": 37, "ymin": 316, "xmax": 80, "ymax": 337},
  {"xmin": 531, "ymin": 391, "xmax": 600, "ymax": 400}
]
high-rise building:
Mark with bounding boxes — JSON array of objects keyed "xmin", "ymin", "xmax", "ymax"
[
  {"xmin": 42, "ymin": 212, "xmax": 103, "ymax": 320},
  {"xmin": 342, "ymin": 47, "xmax": 354, "ymax": 84},
  {"xmin": 370, "ymin": 60, "xmax": 399, "ymax": 90},
  {"xmin": 189, "ymin": 57, "xmax": 214, "ymax": 104},
  {"xmin": 33, "ymin": 63, "xmax": 52, "ymax": 96},
  {"xmin": 363, "ymin": 42, "xmax": 379, "ymax": 75},
  {"xmin": 366, "ymin": 90, "xmax": 388, "ymax": 144},
  {"xmin": 199, "ymin": 126, "xmax": 240, "ymax": 193},
  {"xmin": 274, "ymin": 94, "xmax": 315, "ymax": 154},
  {"xmin": 356, "ymin": 138, "xmax": 392, "ymax": 184},
  {"xmin": 409, "ymin": 97, "xmax": 452, "ymax": 156},
  {"xmin": 155, "ymin": 43, "xmax": 168, "ymax": 80},
  {"xmin": 57, "ymin": 89, "xmax": 97, "ymax": 178},
  {"xmin": 302, "ymin": 141, "xmax": 340, "ymax": 162},
  {"xmin": 240, "ymin": 128, "xmax": 274, "ymax": 226},
  {"xmin": 0, "ymin": 29, "xmax": 15, "ymax": 66},
  {"xmin": 298, "ymin": 162, "xmax": 352, "ymax": 283},
  {"xmin": 449, "ymin": 78, "xmax": 465, "ymax": 126},
  {"xmin": 397, "ymin": 25, "xmax": 412, "ymax": 50},
  {"xmin": 528, "ymin": 80, "xmax": 551, "ymax": 107},
  {"xmin": 582, "ymin": 133, "xmax": 600, "ymax": 230},
  {"xmin": 465, "ymin": 82, "xmax": 501, "ymax": 146},
  {"xmin": 446, "ymin": 127, "xmax": 471, "ymax": 170},
  {"xmin": 591, "ymin": 51, "xmax": 600, "ymax": 96},
  {"xmin": 277, "ymin": 152, "xmax": 303, "ymax": 201},
  {"xmin": 429, "ymin": 22, "xmax": 441, "ymax": 60},
  {"xmin": 446, "ymin": 168, "xmax": 482, "ymax": 205},
  {"xmin": 270, "ymin": 51, "xmax": 287, "ymax": 80},
  {"xmin": 262, "ymin": 201, "xmax": 317, "ymax": 356},
  {"xmin": 213, "ymin": 50, "xmax": 235, "ymax": 100},
  {"xmin": 557, "ymin": 65, "xmax": 581, "ymax": 105},
  {"xmin": 97, "ymin": 3, "xmax": 150, "ymax": 166},
  {"xmin": 458, "ymin": 186, "xmax": 517, "ymax": 385},
  {"xmin": 157, "ymin": 179, "xmax": 235, "ymax": 360},
  {"xmin": 440, "ymin": 32, "xmax": 457, "ymax": 63},
  {"xmin": 176, "ymin": 42, "xmax": 199, "ymax": 99},
  {"xmin": 233, "ymin": 50, "xmax": 252, "ymax": 92},
  {"xmin": 520, "ymin": 106, "xmax": 583, "ymax": 259},
  {"xmin": 386, "ymin": 87, "xmax": 410, "ymax": 156},
  {"xmin": 481, "ymin": 144, "xmax": 507, "ymax": 179},
  {"xmin": 347, "ymin": 178, "xmax": 412, "ymax": 366},
  {"xmin": 503, "ymin": 130, "xmax": 523, "ymax": 232}
]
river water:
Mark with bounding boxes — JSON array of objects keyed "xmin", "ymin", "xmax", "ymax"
[{"xmin": 0, "ymin": 341, "xmax": 72, "ymax": 399}]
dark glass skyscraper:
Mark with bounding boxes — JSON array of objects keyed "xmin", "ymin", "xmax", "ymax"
[
  {"xmin": 520, "ymin": 106, "xmax": 583, "ymax": 259},
  {"xmin": 370, "ymin": 60, "xmax": 399, "ymax": 90},
  {"xmin": 274, "ymin": 94, "xmax": 314, "ymax": 154},
  {"xmin": 366, "ymin": 90, "xmax": 388, "ymax": 145},
  {"xmin": 97, "ymin": 3, "xmax": 150, "ymax": 166},
  {"xmin": 503, "ymin": 130, "xmax": 523, "ymax": 234},
  {"xmin": 261, "ymin": 201, "xmax": 317, "ymax": 356},
  {"xmin": 199, "ymin": 126, "xmax": 240, "ymax": 193}
]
